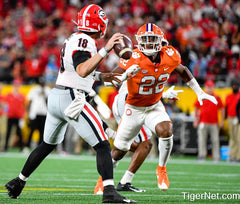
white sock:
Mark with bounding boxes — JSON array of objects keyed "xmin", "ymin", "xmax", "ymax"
[
  {"xmin": 120, "ymin": 170, "xmax": 134, "ymax": 184},
  {"xmin": 158, "ymin": 135, "xmax": 173, "ymax": 167},
  {"xmin": 103, "ymin": 179, "xmax": 114, "ymax": 187},
  {"xmin": 19, "ymin": 173, "xmax": 28, "ymax": 181}
]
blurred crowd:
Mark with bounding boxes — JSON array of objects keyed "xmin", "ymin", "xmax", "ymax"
[{"xmin": 0, "ymin": 0, "xmax": 240, "ymax": 86}]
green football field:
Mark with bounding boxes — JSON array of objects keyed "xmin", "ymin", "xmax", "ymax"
[{"xmin": 0, "ymin": 153, "xmax": 240, "ymax": 204}]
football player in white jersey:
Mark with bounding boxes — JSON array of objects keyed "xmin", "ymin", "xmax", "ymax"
[{"xmin": 5, "ymin": 4, "xmax": 136, "ymax": 203}]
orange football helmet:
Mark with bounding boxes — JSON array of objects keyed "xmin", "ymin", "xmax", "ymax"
[
  {"xmin": 77, "ymin": 4, "xmax": 108, "ymax": 38},
  {"xmin": 136, "ymin": 23, "xmax": 164, "ymax": 56}
]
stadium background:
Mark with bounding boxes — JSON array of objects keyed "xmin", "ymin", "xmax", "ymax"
[
  {"xmin": 0, "ymin": 0, "xmax": 239, "ymax": 153},
  {"xmin": 0, "ymin": 1, "xmax": 240, "ymax": 203},
  {"xmin": 0, "ymin": 84, "xmax": 232, "ymax": 155}
]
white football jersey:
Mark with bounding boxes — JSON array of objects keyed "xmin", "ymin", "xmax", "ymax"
[
  {"xmin": 56, "ymin": 32, "xmax": 97, "ymax": 93},
  {"xmin": 118, "ymin": 80, "xmax": 128, "ymax": 94}
]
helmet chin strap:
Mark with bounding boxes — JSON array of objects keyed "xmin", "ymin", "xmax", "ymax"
[
  {"xmin": 72, "ymin": 19, "xmax": 78, "ymax": 25},
  {"xmin": 143, "ymin": 51, "xmax": 159, "ymax": 62},
  {"xmin": 143, "ymin": 50, "xmax": 158, "ymax": 56}
]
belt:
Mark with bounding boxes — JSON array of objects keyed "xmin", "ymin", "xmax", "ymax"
[
  {"xmin": 55, "ymin": 84, "xmax": 75, "ymax": 90},
  {"xmin": 55, "ymin": 85, "xmax": 83, "ymax": 93},
  {"xmin": 55, "ymin": 85, "xmax": 91, "ymax": 101}
]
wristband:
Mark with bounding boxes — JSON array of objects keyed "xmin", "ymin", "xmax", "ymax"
[
  {"xmin": 186, "ymin": 78, "xmax": 203, "ymax": 95},
  {"xmin": 98, "ymin": 47, "xmax": 109, "ymax": 58},
  {"xmin": 162, "ymin": 92, "xmax": 167, "ymax": 99},
  {"xmin": 94, "ymin": 71, "xmax": 102, "ymax": 81}
]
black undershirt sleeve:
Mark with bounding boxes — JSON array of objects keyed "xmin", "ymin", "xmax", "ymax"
[{"xmin": 72, "ymin": 50, "xmax": 91, "ymax": 70}]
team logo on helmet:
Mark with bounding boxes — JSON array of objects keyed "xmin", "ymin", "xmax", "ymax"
[{"xmin": 99, "ymin": 10, "xmax": 106, "ymax": 18}]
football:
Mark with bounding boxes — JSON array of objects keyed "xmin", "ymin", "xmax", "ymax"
[{"xmin": 113, "ymin": 35, "xmax": 133, "ymax": 59}]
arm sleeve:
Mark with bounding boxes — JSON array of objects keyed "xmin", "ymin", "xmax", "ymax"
[
  {"xmin": 118, "ymin": 58, "xmax": 129, "ymax": 71},
  {"xmin": 118, "ymin": 56, "xmax": 137, "ymax": 71},
  {"xmin": 72, "ymin": 51, "xmax": 91, "ymax": 70}
]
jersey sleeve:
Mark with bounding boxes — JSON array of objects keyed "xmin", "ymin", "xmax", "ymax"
[
  {"xmin": 72, "ymin": 51, "xmax": 91, "ymax": 69},
  {"xmin": 118, "ymin": 58, "xmax": 130, "ymax": 71},
  {"xmin": 162, "ymin": 45, "xmax": 182, "ymax": 68},
  {"xmin": 118, "ymin": 50, "xmax": 140, "ymax": 71},
  {"xmin": 69, "ymin": 33, "xmax": 97, "ymax": 54}
]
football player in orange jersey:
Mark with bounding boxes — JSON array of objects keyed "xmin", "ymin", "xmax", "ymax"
[
  {"xmin": 94, "ymin": 85, "xmax": 183, "ymax": 194},
  {"xmin": 110, "ymin": 23, "xmax": 218, "ymax": 191},
  {"xmin": 94, "ymin": 36, "xmax": 183, "ymax": 194}
]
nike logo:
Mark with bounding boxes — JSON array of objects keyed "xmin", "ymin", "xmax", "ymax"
[{"xmin": 164, "ymin": 67, "xmax": 169, "ymax": 71}]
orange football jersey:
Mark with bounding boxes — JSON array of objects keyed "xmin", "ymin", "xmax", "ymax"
[{"xmin": 118, "ymin": 45, "xmax": 181, "ymax": 106}]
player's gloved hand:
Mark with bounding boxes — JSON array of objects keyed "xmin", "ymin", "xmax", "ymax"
[
  {"xmin": 119, "ymin": 65, "xmax": 140, "ymax": 82},
  {"xmin": 187, "ymin": 78, "xmax": 218, "ymax": 106},
  {"xmin": 105, "ymin": 65, "xmax": 141, "ymax": 87},
  {"xmin": 197, "ymin": 92, "xmax": 218, "ymax": 105},
  {"xmin": 101, "ymin": 72, "xmax": 122, "ymax": 87},
  {"xmin": 101, "ymin": 72, "xmax": 122, "ymax": 83},
  {"xmin": 162, "ymin": 86, "xmax": 183, "ymax": 100}
]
